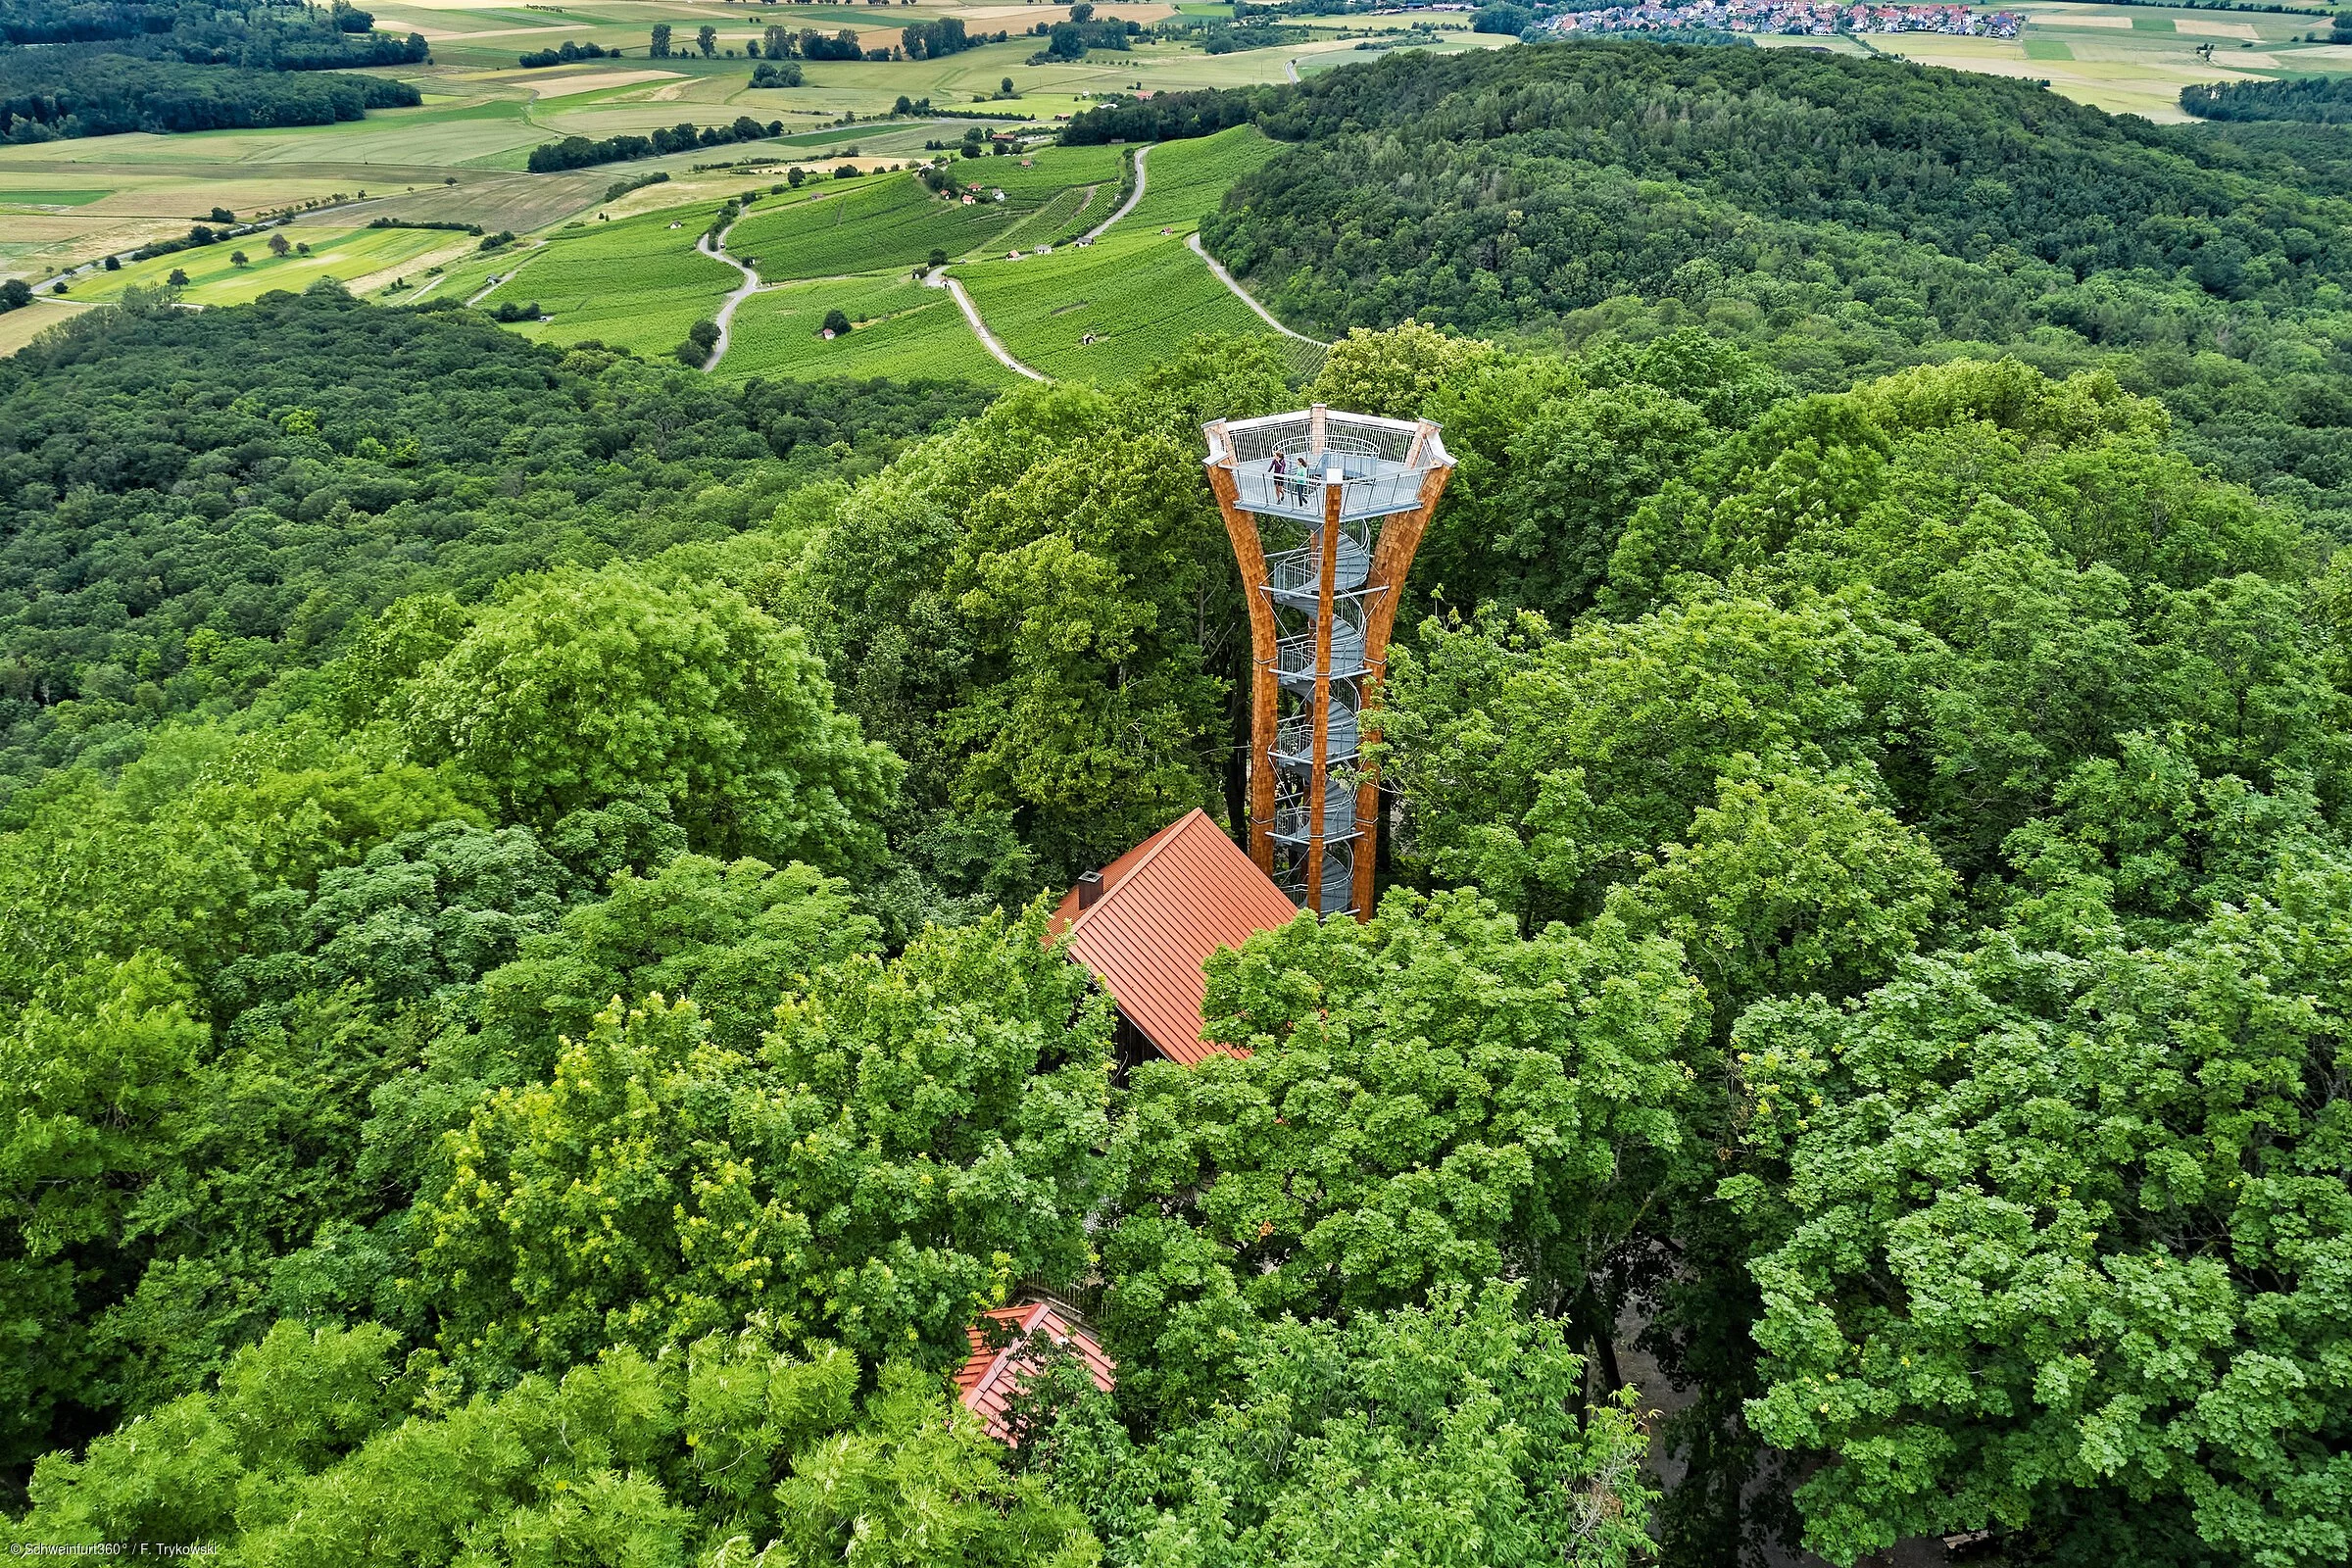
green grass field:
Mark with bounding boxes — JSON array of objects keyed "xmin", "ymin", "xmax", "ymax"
[
  {"xmin": 64, "ymin": 225, "xmax": 472, "ymax": 306},
  {"xmin": 474, "ymin": 200, "xmax": 741, "ymax": 356},
  {"xmin": 717, "ymin": 272, "xmax": 1020, "ymax": 385},
  {"xmin": 0, "ymin": 189, "xmax": 111, "ymax": 207},
  {"xmin": 386, "ymin": 234, "xmax": 540, "ymax": 306}
]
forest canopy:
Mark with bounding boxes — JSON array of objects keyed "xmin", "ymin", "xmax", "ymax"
[
  {"xmin": 3, "ymin": 35, "xmax": 2351, "ymax": 1568},
  {"xmin": 0, "ymin": 46, "xmax": 417, "ymax": 138},
  {"xmin": 1069, "ymin": 41, "xmax": 2352, "ymax": 534}
]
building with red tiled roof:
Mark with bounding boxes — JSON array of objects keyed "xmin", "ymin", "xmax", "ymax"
[
  {"xmin": 956, "ymin": 1298, "xmax": 1116, "ymax": 1443},
  {"xmin": 1048, "ymin": 808, "xmax": 1300, "ymax": 1070}
]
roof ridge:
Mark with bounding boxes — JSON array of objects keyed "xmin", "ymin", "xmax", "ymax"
[{"xmin": 1061, "ymin": 808, "xmax": 1210, "ymax": 943}]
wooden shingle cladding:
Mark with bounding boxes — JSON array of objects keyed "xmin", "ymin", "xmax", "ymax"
[{"xmin": 1047, "ymin": 808, "xmax": 1301, "ymax": 1067}]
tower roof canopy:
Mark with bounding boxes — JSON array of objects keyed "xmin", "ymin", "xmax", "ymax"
[
  {"xmin": 1050, "ymin": 808, "xmax": 1299, "ymax": 1066},
  {"xmin": 1204, "ymin": 404, "xmax": 1453, "ymax": 524}
]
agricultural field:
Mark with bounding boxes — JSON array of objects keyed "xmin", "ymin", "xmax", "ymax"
[
  {"xmin": 943, "ymin": 124, "xmax": 1318, "ymax": 380},
  {"xmin": 471, "ymin": 198, "xmax": 744, "ymax": 356},
  {"xmin": 953, "ymin": 219, "xmax": 1320, "ymax": 382},
  {"xmin": 728, "ymin": 146, "xmax": 1123, "ymax": 279},
  {"xmin": 13, "ymin": 0, "xmax": 2351, "ymax": 380},
  {"xmin": 1877, "ymin": 1, "xmax": 2344, "ymax": 122},
  {"xmin": 0, "ymin": 299, "xmax": 91, "ymax": 357},
  {"xmin": 59, "ymin": 224, "xmax": 481, "ymax": 307},
  {"xmin": 717, "ymin": 272, "xmax": 1022, "ymax": 384},
  {"xmin": 1120, "ymin": 122, "xmax": 1279, "ymax": 231},
  {"xmin": 0, "ymin": 0, "xmax": 1497, "ymax": 287}
]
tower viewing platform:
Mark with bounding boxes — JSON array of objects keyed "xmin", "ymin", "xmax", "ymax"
[{"xmin": 1203, "ymin": 405, "xmax": 1454, "ymax": 919}]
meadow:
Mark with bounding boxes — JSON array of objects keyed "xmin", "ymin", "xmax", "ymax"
[{"xmin": 59, "ymin": 225, "xmax": 479, "ymax": 307}]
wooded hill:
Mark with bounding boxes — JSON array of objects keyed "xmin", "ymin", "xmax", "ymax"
[
  {"xmin": 0, "ymin": 0, "xmax": 426, "ymax": 139},
  {"xmin": 1, "ymin": 39, "xmax": 2348, "ymax": 1568},
  {"xmin": 1064, "ymin": 41, "xmax": 2352, "ymax": 532}
]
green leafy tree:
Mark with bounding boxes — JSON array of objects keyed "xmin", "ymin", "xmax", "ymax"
[
  {"xmin": 799, "ymin": 352, "xmax": 1289, "ymax": 895},
  {"xmin": 0, "ymin": 954, "xmax": 207, "ymax": 1467},
  {"xmin": 396, "ymin": 564, "xmax": 900, "ymax": 876},
  {"xmin": 88, "ymin": 988, "xmax": 426, "ymax": 1415},
  {"xmin": 216, "ymin": 821, "xmax": 574, "ymax": 1014},
  {"xmin": 9, "ymin": 1316, "xmax": 1090, "ymax": 1565},
  {"xmin": 1102, "ymin": 888, "xmax": 1704, "ymax": 1418},
  {"xmin": 410, "ymin": 905, "xmax": 1111, "ymax": 1380},
  {"xmin": 5, "ymin": 1320, "xmax": 409, "ymax": 1547},
  {"xmin": 1306, "ymin": 318, "xmax": 1503, "ymax": 420},
  {"xmin": 0, "ymin": 725, "xmax": 483, "ymax": 1004},
  {"xmin": 768, "ymin": 1361, "xmax": 1099, "ymax": 1568},
  {"xmin": 479, "ymin": 851, "xmax": 878, "ymax": 1055},
  {"xmin": 1379, "ymin": 590, "xmax": 1903, "ymax": 926},
  {"xmin": 1607, "ymin": 759, "xmax": 1954, "ymax": 1018},
  {"xmin": 1051, "ymin": 1287, "xmax": 1655, "ymax": 1568},
  {"xmin": 1730, "ymin": 857, "xmax": 2352, "ymax": 1566},
  {"xmin": 697, "ymin": 22, "xmax": 716, "ymax": 55}
]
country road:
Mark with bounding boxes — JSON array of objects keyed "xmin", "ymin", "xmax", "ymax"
[
  {"xmin": 699, "ymin": 223, "xmax": 759, "ymax": 371},
  {"xmin": 922, "ymin": 267, "xmax": 1047, "ymax": 381},
  {"xmin": 1187, "ymin": 232, "xmax": 1325, "ymax": 345},
  {"xmin": 1080, "ymin": 143, "xmax": 1149, "ymax": 243}
]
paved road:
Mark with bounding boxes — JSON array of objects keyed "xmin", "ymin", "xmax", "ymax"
[
  {"xmin": 699, "ymin": 222, "xmax": 759, "ymax": 371},
  {"xmin": 1286, "ymin": 56, "xmax": 1300, "ymax": 81},
  {"xmin": 1080, "ymin": 143, "xmax": 1150, "ymax": 243},
  {"xmin": 1187, "ymin": 232, "xmax": 1325, "ymax": 345},
  {"xmin": 922, "ymin": 267, "xmax": 1048, "ymax": 381}
]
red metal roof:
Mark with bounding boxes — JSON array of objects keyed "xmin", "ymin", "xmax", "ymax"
[
  {"xmin": 956, "ymin": 1298, "xmax": 1116, "ymax": 1444},
  {"xmin": 1049, "ymin": 808, "xmax": 1300, "ymax": 1066}
]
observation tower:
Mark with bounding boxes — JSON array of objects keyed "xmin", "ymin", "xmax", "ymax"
[{"xmin": 1203, "ymin": 405, "xmax": 1454, "ymax": 919}]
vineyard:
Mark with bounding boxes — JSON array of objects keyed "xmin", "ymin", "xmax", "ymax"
[
  {"xmin": 955, "ymin": 225, "xmax": 1322, "ymax": 384},
  {"xmin": 1121, "ymin": 125, "xmax": 1282, "ymax": 232},
  {"xmin": 947, "ymin": 125, "xmax": 1322, "ymax": 383},
  {"xmin": 726, "ymin": 145, "xmax": 1124, "ymax": 283},
  {"xmin": 718, "ymin": 273, "xmax": 1021, "ymax": 386},
  {"xmin": 474, "ymin": 202, "xmax": 741, "ymax": 357}
]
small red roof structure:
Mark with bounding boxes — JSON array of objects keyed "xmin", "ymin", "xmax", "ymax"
[
  {"xmin": 956, "ymin": 1298, "xmax": 1115, "ymax": 1443},
  {"xmin": 1049, "ymin": 808, "xmax": 1298, "ymax": 1067}
]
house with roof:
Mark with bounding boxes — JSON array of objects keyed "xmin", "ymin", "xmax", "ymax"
[
  {"xmin": 1047, "ymin": 808, "xmax": 1299, "ymax": 1075},
  {"xmin": 956, "ymin": 1297, "xmax": 1115, "ymax": 1442},
  {"xmin": 945, "ymin": 810, "xmax": 1292, "ymax": 1443}
]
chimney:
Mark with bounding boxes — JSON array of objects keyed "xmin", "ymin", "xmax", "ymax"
[{"xmin": 1075, "ymin": 870, "xmax": 1103, "ymax": 910}]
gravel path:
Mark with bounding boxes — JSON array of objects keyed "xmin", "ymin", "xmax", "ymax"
[
  {"xmin": 922, "ymin": 267, "xmax": 1047, "ymax": 381},
  {"xmin": 1080, "ymin": 143, "xmax": 1150, "ymax": 243},
  {"xmin": 1186, "ymin": 232, "xmax": 1325, "ymax": 344},
  {"xmin": 466, "ymin": 245, "xmax": 541, "ymax": 307},
  {"xmin": 699, "ymin": 223, "xmax": 760, "ymax": 371}
]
